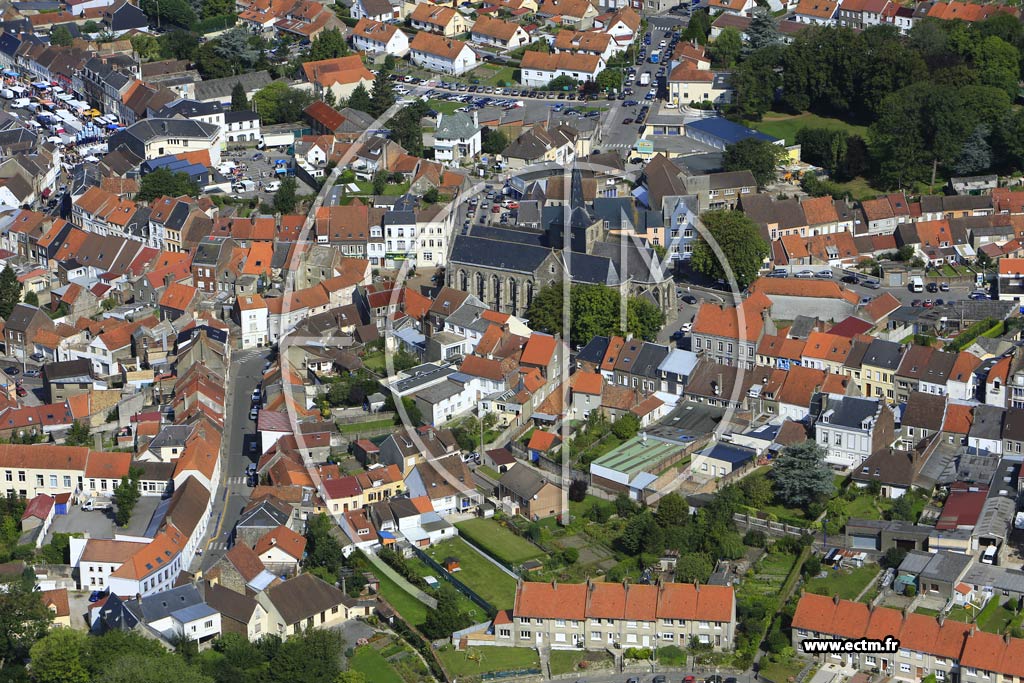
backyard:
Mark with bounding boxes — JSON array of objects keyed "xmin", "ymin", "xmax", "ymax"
[
  {"xmin": 804, "ymin": 564, "xmax": 880, "ymax": 601},
  {"xmin": 737, "ymin": 550, "xmax": 796, "ymax": 602},
  {"xmin": 436, "ymin": 646, "xmax": 540, "ymax": 678},
  {"xmin": 350, "ymin": 646, "xmax": 404, "ymax": 683},
  {"xmin": 337, "ymin": 418, "xmax": 394, "ymax": 435},
  {"xmin": 424, "ymin": 537, "xmax": 518, "ymax": 610},
  {"xmin": 456, "ymin": 518, "xmax": 545, "ymax": 566},
  {"xmin": 374, "ymin": 571, "xmax": 429, "ymax": 627},
  {"xmin": 751, "ymin": 112, "xmax": 869, "ymax": 146}
]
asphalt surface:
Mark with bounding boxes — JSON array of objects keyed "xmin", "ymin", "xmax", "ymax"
[{"xmin": 198, "ymin": 347, "xmax": 270, "ymax": 572}]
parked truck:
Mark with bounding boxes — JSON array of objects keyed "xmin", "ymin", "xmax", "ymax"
[{"xmin": 81, "ymin": 498, "xmax": 112, "ymax": 511}]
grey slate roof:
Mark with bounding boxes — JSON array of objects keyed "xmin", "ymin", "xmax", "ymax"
[
  {"xmin": 449, "ymin": 235, "xmax": 551, "ymax": 274},
  {"xmin": 862, "ymin": 338, "xmax": 904, "ymax": 371},
  {"xmin": 824, "ymin": 396, "xmax": 879, "ymax": 429},
  {"xmin": 498, "ymin": 465, "xmax": 547, "ymax": 499},
  {"xmin": 194, "ymin": 72, "xmax": 274, "ymax": 101},
  {"xmin": 115, "ymin": 117, "xmax": 220, "ymax": 144},
  {"xmin": 435, "ymin": 111, "xmax": 478, "ymax": 140}
]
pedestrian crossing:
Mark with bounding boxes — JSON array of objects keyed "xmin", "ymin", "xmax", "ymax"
[
  {"xmin": 602, "ymin": 142, "xmax": 635, "ymax": 150},
  {"xmin": 226, "ymin": 476, "xmax": 248, "ymax": 485},
  {"xmin": 207, "ymin": 541, "xmax": 230, "ymax": 551}
]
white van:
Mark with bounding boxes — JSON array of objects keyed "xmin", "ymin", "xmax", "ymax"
[
  {"xmin": 81, "ymin": 498, "xmax": 112, "ymax": 511},
  {"xmin": 982, "ymin": 544, "xmax": 998, "ymax": 565},
  {"xmin": 910, "ymin": 276, "xmax": 924, "ymax": 293},
  {"xmin": 11, "ymin": 97, "xmax": 29, "ymax": 109}
]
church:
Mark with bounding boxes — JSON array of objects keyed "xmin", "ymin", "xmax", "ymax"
[{"xmin": 446, "ymin": 169, "xmax": 676, "ymax": 318}]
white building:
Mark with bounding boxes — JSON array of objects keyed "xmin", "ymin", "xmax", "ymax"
[
  {"xmin": 433, "ymin": 110, "xmax": 481, "ymax": 164},
  {"xmin": 349, "ymin": 18, "xmax": 410, "ymax": 56},
  {"xmin": 519, "ymin": 51, "xmax": 605, "ymax": 87},
  {"xmin": 235, "ymin": 294, "xmax": 269, "ymax": 349},
  {"xmin": 223, "ymin": 110, "xmax": 261, "ymax": 143},
  {"xmin": 409, "ymin": 32, "xmax": 478, "ymax": 75}
]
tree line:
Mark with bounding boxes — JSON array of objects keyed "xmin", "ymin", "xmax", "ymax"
[{"xmin": 728, "ymin": 14, "xmax": 1024, "ymax": 189}]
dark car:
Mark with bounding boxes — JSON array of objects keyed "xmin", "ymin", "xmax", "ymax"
[
  {"xmin": 24, "ymin": 369, "xmax": 39, "ymax": 377},
  {"xmin": 841, "ymin": 274, "xmax": 860, "ymax": 284},
  {"xmin": 725, "ymin": 678, "xmax": 739, "ymax": 683},
  {"xmin": 911, "ymin": 299, "xmax": 922, "ymax": 307},
  {"xmin": 707, "ymin": 676, "xmax": 724, "ymax": 683},
  {"xmin": 623, "ymin": 118, "xmax": 633, "ymax": 124},
  {"xmin": 681, "ymin": 294, "xmax": 697, "ymax": 304},
  {"xmin": 4, "ymin": 367, "xmax": 19, "ymax": 376},
  {"xmin": 88, "ymin": 590, "xmax": 106, "ymax": 602},
  {"xmin": 29, "ymin": 352, "xmax": 44, "ymax": 362},
  {"xmin": 970, "ymin": 291, "xmax": 989, "ymax": 300},
  {"xmin": 653, "ymin": 677, "xmax": 667, "ymax": 683},
  {"xmin": 926, "ymin": 282, "xmax": 938, "ymax": 293},
  {"xmin": 15, "ymin": 386, "xmax": 26, "ymax": 397}
]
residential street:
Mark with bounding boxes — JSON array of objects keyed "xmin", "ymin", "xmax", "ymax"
[{"xmin": 197, "ymin": 347, "xmax": 270, "ymax": 573}]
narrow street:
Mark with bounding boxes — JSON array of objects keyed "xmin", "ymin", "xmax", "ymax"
[{"xmin": 197, "ymin": 347, "xmax": 270, "ymax": 573}]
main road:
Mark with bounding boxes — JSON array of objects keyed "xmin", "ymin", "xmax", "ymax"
[{"xmin": 197, "ymin": 347, "xmax": 270, "ymax": 573}]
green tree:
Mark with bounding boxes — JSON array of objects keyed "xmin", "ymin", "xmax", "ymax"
[
  {"xmin": 422, "ymin": 584, "xmax": 472, "ymax": 639},
  {"xmin": 202, "ymin": 0, "xmax": 234, "ymax": 17},
  {"xmin": 102, "ymin": 653, "xmax": 212, "ymax": 683},
  {"xmin": 423, "ymin": 187, "xmax": 441, "ymax": 204},
  {"xmin": 481, "ymin": 127, "xmax": 508, "ymax": 155},
  {"xmin": 310, "ymin": 27, "xmax": 348, "ymax": 60},
  {"xmin": 137, "ymin": 168, "xmax": 200, "ymax": 202},
  {"xmin": 675, "ymin": 552, "xmax": 714, "ymax": 582},
  {"xmin": 65, "ymin": 420, "xmax": 91, "ymax": 447},
  {"xmin": 112, "ymin": 470, "xmax": 142, "ymax": 527},
  {"xmin": 273, "ymin": 176, "xmax": 298, "ymax": 214},
  {"xmin": 690, "ymin": 210, "xmax": 769, "ymax": 290},
  {"xmin": 655, "ymin": 492, "xmax": 688, "ymax": 528},
  {"xmin": 745, "ymin": 7, "xmax": 779, "ymax": 53},
  {"xmin": 0, "ymin": 574, "xmax": 52, "ymax": 666},
  {"xmin": 268, "ymin": 629, "xmax": 344, "ymax": 683},
  {"xmin": 729, "ymin": 44, "xmax": 781, "ymax": 119},
  {"xmin": 212, "ymin": 29, "xmax": 261, "ymax": 72},
  {"xmin": 131, "ymin": 34, "xmax": 162, "ymax": 61},
  {"xmin": 626, "ymin": 296, "xmax": 664, "ymax": 341},
  {"xmin": 82, "ymin": 19, "xmax": 101, "ymax": 33},
  {"xmin": 140, "ymin": 0, "xmax": 196, "ymax": 28},
  {"xmin": 29, "ymin": 628, "xmax": 90, "ymax": 683},
  {"xmin": 683, "ymin": 8, "xmax": 712, "ymax": 44},
  {"xmin": 369, "ymin": 68, "xmax": 396, "ymax": 118},
  {"xmin": 723, "ymin": 138, "xmax": 784, "ymax": 188},
  {"xmin": 547, "ymin": 74, "xmax": 578, "ymax": 91},
  {"xmin": 611, "ymin": 413, "xmax": 641, "ymax": 440},
  {"xmin": 709, "ymin": 28, "xmax": 741, "ymax": 68},
  {"xmin": 976, "ymin": 35, "xmax": 1020, "ymax": 98},
  {"xmin": 739, "ymin": 473, "xmax": 774, "ymax": 508},
  {"xmin": 769, "ymin": 440, "xmax": 835, "ymax": 508},
  {"xmin": 304, "ymin": 513, "xmax": 343, "ymax": 579},
  {"xmin": 595, "ymin": 68, "xmax": 623, "ymax": 91},
  {"xmin": 347, "ymin": 83, "xmax": 372, "ymax": 114},
  {"xmin": 523, "ymin": 281, "xmax": 564, "ymax": 337},
  {"xmin": 50, "ymin": 26, "xmax": 73, "ymax": 47},
  {"xmin": 158, "ymin": 30, "xmax": 200, "ymax": 61},
  {"xmin": 231, "ymin": 82, "xmax": 249, "ymax": 111},
  {"xmin": 252, "ymin": 81, "xmax": 314, "ymax": 124},
  {"xmin": 384, "ymin": 100, "xmax": 429, "ymax": 156},
  {"xmin": 955, "ymin": 124, "xmax": 993, "ymax": 175},
  {"xmin": 372, "ymin": 170, "xmax": 388, "ymax": 195},
  {"xmin": 0, "ymin": 265, "xmax": 21, "ymax": 319},
  {"xmin": 796, "ymin": 127, "xmax": 848, "ymax": 172},
  {"xmin": 336, "ymin": 671, "xmax": 367, "ymax": 683}
]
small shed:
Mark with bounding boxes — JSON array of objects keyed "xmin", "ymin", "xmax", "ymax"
[
  {"xmin": 364, "ymin": 392, "xmax": 386, "ymax": 413},
  {"xmin": 53, "ymin": 491, "xmax": 71, "ymax": 515},
  {"xmin": 443, "ymin": 557, "xmax": 460, "ymax": 572}
]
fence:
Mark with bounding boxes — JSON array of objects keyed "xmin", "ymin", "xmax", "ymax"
[
  {"xmin": 733, "ymin": 512, "xmax": 809, "ymax": 537},
  {"xmin": 365, "ymin": 551, "xmax": 438, "ymax": 609},
  {"xmin": 382, "ymin": 597, "xmax": 451, "ymax": 682},
  {"xmin": 412, "ymin": 546, "xmax": 496, "ymax": 619},
  {"xmin": 481, "ymin": 669, "xmax": 544, "ymax": 680}
]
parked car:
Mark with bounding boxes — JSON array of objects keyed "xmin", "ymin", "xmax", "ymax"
[
  {"xmin": 926, "ymin": 282, "xmax": 938, "ymax": 293},
  {"xmin": 923, "ymin": 299, "xmax": 934, "ymax": 308},
  {"xmin": 862, "ymin": 280, "xmax": 882, "ymax": 289},
  {"xmin": 940, "ymin": 282, "xmax": 950, "ymax": 291},
  {"xmin": 680, "ymin": 322, "xmax": 693, "ymax": 333},
  {"xmin": 816, "ymin": 269, "xmax": 833, "ymax": 278},
  {"xmin": 88, "ymin": 590, "xmax": 107, "ymax": 603},
  {"xmin": 15, "ymin": 386, "xmax": 26, "ymax": 397},
  {"xmin": 29, "ymin": 352, "xmax": 44, "ymax": 362},
  {"xmin": 841, "ymin": 274, "xmax": 860, "ymax": 284},
  {"xmin": 4, "ymin": 366, "xmax": 18, "ymax": 376},
  {"xmin": 969, "ymin": 290, "xmax": 990, "ymax": 300},
  {"xmin": 794, "ymin": 270, "xmax": 814, "ymax": 278},
  {"xmin": 249, "ymin": 407, "xmax": 259, "ymax": 420},
  {"xmin": 24, "ymin": 369, "xmax": 39, "ymax": 377},
  {"xmin": 681, "ymin": 294, "xmax": 697, "ymax": 304},
  {"xmin": 911, "ymin": 299, "xmax": 922, "ymax": 307}
]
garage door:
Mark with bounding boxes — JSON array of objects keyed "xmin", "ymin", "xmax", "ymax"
[{"xmin": 851, "ymin": 534, "xmax": 879, "ymax": 550}]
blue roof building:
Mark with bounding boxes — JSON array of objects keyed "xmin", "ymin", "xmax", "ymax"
[{"xmin": 684, "ymin": 117, "xmax": 782, "ymax": 151}]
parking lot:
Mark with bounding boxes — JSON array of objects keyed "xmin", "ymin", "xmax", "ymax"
[
  {"xmin": 43, "ymin": 495, "xmax": 165, "ymax": 544},
  {"xmin": 216, "ymin": 149, "xmax": 313, "ymax": 201}
]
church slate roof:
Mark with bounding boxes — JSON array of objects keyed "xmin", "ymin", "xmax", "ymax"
[{"xmin": 449, "ymin": 235, "xmax": 552, "ymax": 273}]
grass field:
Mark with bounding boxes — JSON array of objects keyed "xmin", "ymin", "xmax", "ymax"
[
  {"xmin": 751, "ymin": 112, "xmax": 869, "ymax": 146},
  {"xmin": 759, "ymin": 652, "xmax": 806, "ymax": 683},
  {"xmin": 337, "ymin": 418, "xmax": 394, "ymax": 435},
  {"xmin": 738, "ymin": 551, "xmax": 794, "ymax": 601},
  {"xmin": 549, "ymin": 650, "xmax": 586, "ymax": 675},
  {"xmin": 353, "ymin": 180, "xmax": 411, "ymax": 196},
  {"xmin": 476, "ymin": 63, "xmax": 517, "ymax": 86},
  {"xmin": 977, "ymin": 598, "xmax": 1016, "ymax": 634},
  {"xmin": 425, "ymin": 537, "xmax": 517, "ymax": 610},
  {"xmin": 437, "ymin": 646, "xmax": 540, "ymax": 677},
  {"xmin": 427, "ymin": 99, "xmax": 464, "ymax": 115},
  {"xmin": 456, "ymin": 518, "xmax": 544, "ymax": 565},
  {"xmin": 804, "ymin": 564, "xmax": 880, "ymax": 600},
  {"xmin": 350, "ymin": 647, "xmax": 404, "ymax": 683},
  {"xmin": 375, "ymin": 571, "xmax": 429, "ymax": 627}
]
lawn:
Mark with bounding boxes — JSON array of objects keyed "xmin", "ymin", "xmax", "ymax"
[
  {"xmin": 425, "ymin": 537, "xmax": 518, "ymax": 610},
  {"xmin": 427, "ymin": 98, "xmax": 464, "ymax": 115},
  {"xmin": 374, "ymin": 571, "xmax": 428, "ymax": 627},
  {"xmin": 476, "ymin": 63, "xmax": 517, "ymax": 86},
  {"xmin": 738, "ymin": 551, "xmax": 794, "ymax": 600},
  {"xmin": 946, "ymin": 606, "xmax": 978, "ymax": 623},
  {"xmin": 741, "ymin": 470, "xmax": 808, "ymax": 523},
  {"xmin": 751, "ymin": 112, "xmax": 869, "ymax": 146},
  {"xmin": 549, "ymin": 650, "xmax": 585, "ymax": 675},
  {"xmin": 977, "ymin": 598, "xmax": 1016, "ymax": 634},
  {"xmin": 804, "ymin": 564, "xmax": 880, "ymax": 601},
  {"xmin": 437, "ymin": 646, "xmax": 540, "ymax": 677},
  {"xmin": 477, "ymin": 465, "xmax": 500, "ymax": 480},
  {"xmin": 568, "ymin": 494, "xmax": 609, "ymax": 521},
  {"xmin": 353, "ymin": 180, "xmax": 412, "ymax": 196},
  {"xmin": 759, "ymin": 652, "xmax": 807, "ymax": 683},
  {"xmin": 456, "ymin": 518, "xmax": 544, "ymax": 565},
  {"xmin": 845, "ymin": 492, "xmax": 890, "ymax": 520},
  {"xmin": 362, "ymin": 350, "xmax": 386, "ymax": 373},
  {"xmin": 337, "ymin": 418, "xmax": 394, "ymax": 435},
  {"xmin": 350, "ymin": 646, "xmax": 404, "ymax": 683}
]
